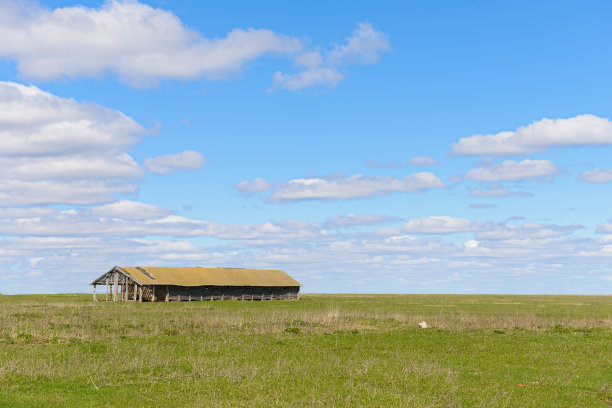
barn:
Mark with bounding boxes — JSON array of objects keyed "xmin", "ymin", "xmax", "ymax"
[{"xmin": 90, "ymin": 266, "xmax": 301, "ymax": 302}]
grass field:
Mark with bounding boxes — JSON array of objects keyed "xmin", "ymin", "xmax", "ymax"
[{"xmin": 0, "ymin": 294, "xmax": 610, "ymax": 407}]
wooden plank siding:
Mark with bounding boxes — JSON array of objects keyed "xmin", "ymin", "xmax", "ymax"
[
  {"xmin": 164, "ymin": 285, "xmax": 299, "ymax": 301},
  {"xmin": 102, "ymin": 282, "xmax": 299, "ymax": 302}
]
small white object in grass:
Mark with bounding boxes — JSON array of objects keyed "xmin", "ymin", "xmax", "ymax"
[{"xmin": 418, "ymin": 321, "xmax": 429, "ymax": 329}]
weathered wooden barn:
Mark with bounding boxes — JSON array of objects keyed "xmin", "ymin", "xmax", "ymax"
[{"xmin": 90, "ymin": 266, "xmax": 301, "ymax": 302}]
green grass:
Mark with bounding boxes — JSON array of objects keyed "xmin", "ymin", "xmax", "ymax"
[{"xmin": 0, "ymin": 294, "xmax": 610, "ymax": 407}]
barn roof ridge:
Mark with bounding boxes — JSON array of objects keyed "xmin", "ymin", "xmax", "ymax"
[{"xmin": 91, "ymin": 266, "xmax": 301, "ymax": 287}]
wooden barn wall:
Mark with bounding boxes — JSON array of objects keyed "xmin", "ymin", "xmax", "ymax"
[{"xmin": 163, "ymin": 285, "xmax": 299, "ymax": 301}]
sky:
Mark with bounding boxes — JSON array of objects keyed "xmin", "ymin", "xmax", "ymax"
[{"xmin": 0, "ymin": 0, "xmax": 611, "ymax": 295}]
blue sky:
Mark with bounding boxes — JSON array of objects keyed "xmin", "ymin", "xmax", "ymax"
[{"xmin": 0, "ymin": 0, "xmax": 611, "ymax": 294}]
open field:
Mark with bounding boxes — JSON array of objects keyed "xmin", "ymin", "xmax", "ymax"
[{"xmin": 0, "ymin": 294, "xmax": 610, "ymax": 407}]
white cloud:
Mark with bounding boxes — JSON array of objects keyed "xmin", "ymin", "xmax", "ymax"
[
  {"xmin": 465, "ymin": 160, "xmax": 557, "ymax": 182},
  {"xmin": 0, "ymin": 82, "xmax": 145, "ymax": 206},
  {"xmin": 475, "ymin": 222, "xmax": 584, "ymax": 240},
  {"xmin": 272, "ymin": 22, "xmax": 390, "ymax": 91},
  {"xmin": 0, "ymin": 206, "xmax": 328, "ymax": 242},
  {"xmin": 272, "ymin": 67, "xmax": 344, "ymax": 91},
  {"xmin": 327, "ymin": 22, "xmax": 390, "ymax": 65},
  {"xmin": 0, "ymin": 0, "xmax": 302, "ymax": 85},
  {"xmin": 365, "ymin": 160, "xmax": 402, "ymax": 170},
  {"xmin": 596, "ymin": 223, "xmax": 612, "ymax": 234},
  {"xmin": 452, "ymin": 115, "xmax": 612, "ymax": 156},
  {"xmin": 469, "ymin": 185, "xmax": 532, "ymax": 198},
  {"xmin": 468, "ymin": 203, "xmax": 498, "ymax": 209},
  {"xmin": 0, "ymin": 208, "xmax": 610, "ymax": 294},
  {"xmin": 324, "ymin": 213, "xmax": 402, "ymax": 228},
  {"xmin": 91, "ymin": 200, "xmax": 171, "ymax": 219},
  {"xmin": 268, "ymin": 172, "xmax": 444, "ymax": 202},
  {"xmin": 0, "ymin": 180, "xmax": 139, "ymax": 206},
  {"xmin": 579, "ymin": 168, "xmax": 612, "ymax": 184},
  {"xmin": 294, "ymin": 51, "xmax": 323, "ymax": 68},
  {"xmin": 403, "ymin": 216, "xmax": 479, "ymax": 234},
  {"xmin": 234, "ymin": 177, "xmax": 273, "ymax": 193},
  {"xmin": 0, "ymin": 2, "xmax": 387, "ymax": 90},
  {"xmin": 409, "ymin": 156, "xmax": 438, "ymax": 166},
  {"xmin": 0, "ymin": 82, "xmax": 142, "ymax": 156},
  {"xmin": 0, "ymin": 154, "xmax": 142, "ymax": 180},
  {"xmin": 145, "ymin": 150, "xmax": 206, "ymax": 175}
]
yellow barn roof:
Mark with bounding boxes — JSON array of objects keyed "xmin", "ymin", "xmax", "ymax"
[{"xmin": 104, "ymin": 266, "xmax": 301, "ymax": 287}]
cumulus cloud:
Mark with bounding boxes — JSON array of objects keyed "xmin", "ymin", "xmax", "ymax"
[
  {"xmin": 0, "ymin": 0, "xmax": 301, "ymax": 85},
  {"xmin": 91, "ymin": 200, "xmax": 171, "ymax": 219},
  {"xmin": 234, "ymin": 177, "xmax": 273, "ymax": 193},
  {"xmin": 0, "ymin": 180, "xmax": 138, "ymax": 206},
  {"xmin": 0, "ymin": 154, "xmax": 141, "ymax": 180},
  {"xmin": 0, "ymin": 206, "xmax": 610, "ymax": 294},
  {"xmin": 0, "ymin": 82, "xmax": 142, "ymax": 156},
  {"xmin": 267, "ymin": 172, "xmax": 444, "ymax": 202},
  {"xmin": 402, "ymin": 216, "xmax": 480, "ymax": 234},
  {"xmin": 328, "ymin": 22, "xmax": 390, "ymax": 64},
  {"xmin": 0, "ymin": 1, "xmax": 387, "ymax": 90},
  {"xmin": 409, "ymin": 156, "xmax": 438, "ymax": 166},
  {"xmin": 596, "ymin": 223, "xmax": 612, "ymax": 234},
  {"xmin": 272, "ymin": 67, "xmax": 343, "ymax": 91},
  {"xmin": 469, "ymin": 185, "xmax": 532, "ymax": 198},
  {"xmin": 0, "ymin": 82, "xmax": 144, "ymax": 206},
  {"xmin": 364, "ymin": 160, "xmax": 402, "ymax": 170},
  {"xmin": 272, "ymin": 22, "xmax": 390, "ymax": 91},
  {"xmin": 468, "ymin": 203, "xmax": 498, "ymax": 209},
  {"xmin": 579, "ymin": 168, "xmax": 612, "ymax": 184},
  {"xmin": 465, "ymin": 160, "xmax": 557, "ymax": 182},
  {"xmin": 145, "ymin": 150, "xmax": 206, "ymax": 175},
  {"xmin": 475, "ymin": 222, "xmax": 584, "ymax": 240},
  {"xmin": 452, "ymin": 115, "xmax": 612, "ymax": 156},
  {"xmin": 324, "ymin": 213, "xmax": 402, "ymax": 228},
  {"xmin": 0, "ymin": 206, "xmax": 328, "ymax": 242}
]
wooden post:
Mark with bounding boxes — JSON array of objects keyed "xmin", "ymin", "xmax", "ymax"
[
  {"xmin": 165, "ymin": 286, "xmax": 169, "ymax": 302},
  {"xmin": 105, "ymin": 277, "xmax": 109, "ymax": 301},
  {"xmin": 113, "ymin": 272, "xmax": 118, "ymax": 301},
  {"xmin": 138, "ymin": 286, "xmax": 142, "ymax": 303},
  {"xmin": 93, "ymin": 285, "xmax": 97, "ymax": 302},
  {"xmin": 152, "ymin": 287, "xmax": 156, "ymax": 302}
]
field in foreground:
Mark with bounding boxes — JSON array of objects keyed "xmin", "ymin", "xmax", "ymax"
[{"xmin": 0, "ymin": 294, "xmax": 610, "ymax": 407}]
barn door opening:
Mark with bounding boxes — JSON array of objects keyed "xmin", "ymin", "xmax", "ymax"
[{"xmin": 154, "ymin": 285, "xmax": 168, "ymax": 302}]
